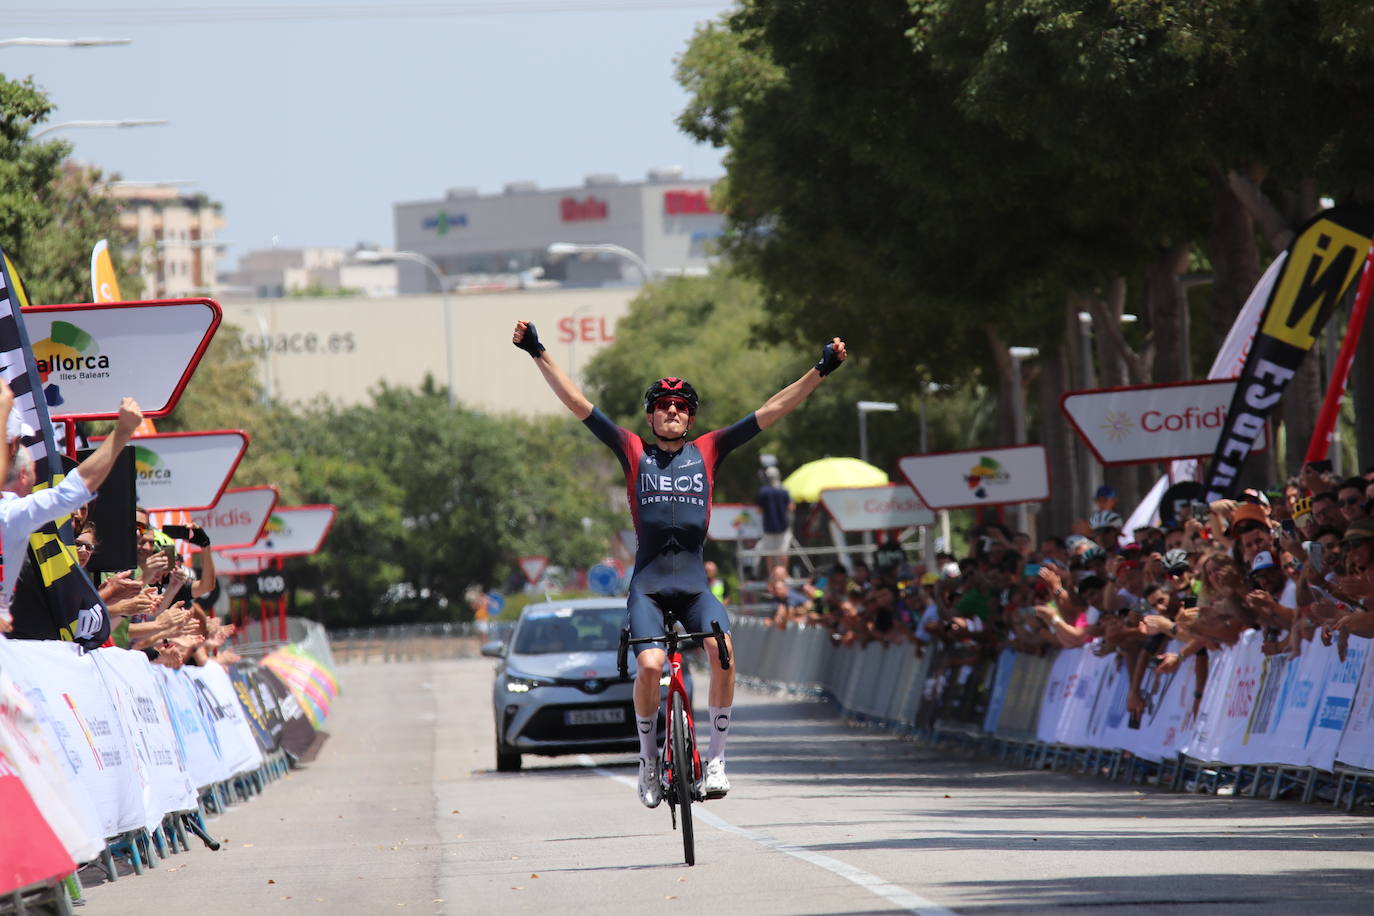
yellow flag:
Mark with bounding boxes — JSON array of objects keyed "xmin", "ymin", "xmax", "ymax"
[{"xmin": 90, "ymin": 238, "xmax": 122, "ymax": 302}]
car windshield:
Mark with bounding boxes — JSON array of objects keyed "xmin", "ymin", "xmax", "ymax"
[{"xmin": 511, "ymin": 606, "xmax": 625, "ymax": 655}]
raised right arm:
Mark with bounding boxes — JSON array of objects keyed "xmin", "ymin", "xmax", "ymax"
[{"xmin": 512, "ymin": 319, "xmax": 592, "ymax": 420}]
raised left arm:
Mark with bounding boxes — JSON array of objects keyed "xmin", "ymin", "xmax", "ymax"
[{"xmin": 755, "ymin": 337, "xmax": 847, "ymax": 430}]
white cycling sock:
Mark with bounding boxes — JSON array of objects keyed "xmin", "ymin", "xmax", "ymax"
[
  {"xmin": 635, "ymin": 714, "xmax": 657, "ymax": 759},
  {"xmin": 707, "ymin": 705, "xmax": 731, "ymax": 762}
]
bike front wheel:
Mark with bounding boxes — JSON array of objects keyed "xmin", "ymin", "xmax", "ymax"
[{"xmin": 670, "ymin": 691, "xmax": 695, "ymax": 866}]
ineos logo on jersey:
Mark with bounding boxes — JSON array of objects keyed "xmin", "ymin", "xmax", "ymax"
[{"xmin": 639, "ymin": 472, "xmax": 705, "ymax": 494}]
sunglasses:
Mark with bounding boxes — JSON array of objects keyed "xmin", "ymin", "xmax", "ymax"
[
  {"xmin": 75, "ymin": 541, "xmax": 93, "ymax": 553},
  {"xmin": 653, "ymin": 397, "xmax": 690, "ymax": 413}
]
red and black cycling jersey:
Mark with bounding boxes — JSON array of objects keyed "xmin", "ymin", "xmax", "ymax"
[{"xmin": 582, "ymin": 406, "xmax": 760, "ymax": 576}]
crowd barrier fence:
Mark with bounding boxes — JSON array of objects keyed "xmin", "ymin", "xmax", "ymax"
[
  {"xmin": 729, "ymin": 615, "xmax": 1374, "ymax": 812},
  {"xmin": 328, "ymin": 622, "xmax": 482, "ymax": 664},
  {"xmin": 0, "ymin": 622, "xmax": 339, "ymax": 915}
]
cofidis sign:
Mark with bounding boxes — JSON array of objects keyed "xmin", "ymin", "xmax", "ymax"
[{"xmin": 1060, "ymin": 379, "xmax": 1268, "ymax": 466}]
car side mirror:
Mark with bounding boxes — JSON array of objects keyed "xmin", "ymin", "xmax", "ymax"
[{"xmin": 480, "ymin": 640, "xmax": 506, "ymax": 658}]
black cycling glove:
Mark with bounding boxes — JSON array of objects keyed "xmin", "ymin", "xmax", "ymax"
[
  {"xmin": 815, "ymin": 339, "xmax": 844, "ymax": 376},
  {"xmin": 190, "ymin": 526, "xmax": 211, "ymax": 548},
  {"xmin": 515, "ymin": 322, "xmax": 546, "ymax": 357}
]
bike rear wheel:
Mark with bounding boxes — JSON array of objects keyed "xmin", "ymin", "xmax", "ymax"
[{"xmin": 670, "ymin": 691, "xmax": 695, "ymax": 866}]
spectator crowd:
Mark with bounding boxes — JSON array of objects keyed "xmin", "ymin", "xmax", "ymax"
[{"xmin": 762, "ymin": 464, "xmax": 1374, "ymax": 716}]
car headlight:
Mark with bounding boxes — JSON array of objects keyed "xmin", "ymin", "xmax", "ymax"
[{"xmin": 505, "ymin": 673, "xmax": 556, "ymax": 693}]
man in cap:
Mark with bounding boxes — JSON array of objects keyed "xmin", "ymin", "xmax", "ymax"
[{"xmin": 755, "ymin": 464, "xmax": 794, "ymax": 573}]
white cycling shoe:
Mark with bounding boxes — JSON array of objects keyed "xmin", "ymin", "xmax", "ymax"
[
  {"xmin": 638, "ymin": 757, "xmax": 663, "ymax": 808},
  {"xmin": 703, "ymin": 758, "xmax": 730, "ymax": 799}
]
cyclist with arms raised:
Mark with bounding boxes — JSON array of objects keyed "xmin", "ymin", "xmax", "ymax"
[{"xmin": 512, "ymin": 319, "xmax": 846, "ymax": 806}]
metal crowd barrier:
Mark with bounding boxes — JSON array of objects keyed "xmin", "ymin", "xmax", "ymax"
[{"xmin": 327, "ymin": 622, "xmax": 483, "ymax": 664}]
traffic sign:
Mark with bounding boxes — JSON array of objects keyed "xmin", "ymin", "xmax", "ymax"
[
  {"xmin": 519, "ymin": 555, "xmax": 549, "ymax": 584},
  {"xmin": 587, "ymin": 563, "xmax": 619, "ymax": 595},
  {"xmin": 485, "ymin": 591, "xmax": 506, "ymax": 615}
]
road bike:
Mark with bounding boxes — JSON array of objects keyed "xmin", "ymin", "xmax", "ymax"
[{"xmin": 619, "ymin": 616, "xmax": 730, "ymax": 867}]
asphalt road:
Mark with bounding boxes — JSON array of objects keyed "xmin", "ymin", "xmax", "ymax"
[{"xmin": 88, "ymin": 657, "xmax": 1374, "ymax": 915}]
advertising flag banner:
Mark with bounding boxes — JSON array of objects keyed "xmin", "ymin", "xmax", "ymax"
[
  {"xmin": 707, "ymin": 503, "xmax": 763, "ymax": 541},
  {"xmin": 230, "ymin": 504, "xmax": 336, "ymax": 558},
  {"xmin": 1061, "ymin": 380, "xmax": 1268, "ymax": 466},
  {"xmin": 898, "ymin": 445, "xmax": 1049, "ymax": 510},
  {"xmin": 22, "ymin": 298, "xmax": 221, "ymax": 421},
  {"xmin": 189, "ymin": 485, "xmax": 279, "ymax": 551},
  {"xmin": 819, "ymin": 484, "xmax": 935, "ymax": 532},
  {"xmin": 1201, "ymin": 205, "xmax": 1374, "ymax": 500},
  {"xmin": 90, "ymin": 239, "xmax": 122, "ymax": 303},
  {"xmin": 91, "ymin": 429, "xmax": 248, "ymax": 511},
  {"xmin": 0, "ymin": 249, "xmax": 111, "ymax": 648}
]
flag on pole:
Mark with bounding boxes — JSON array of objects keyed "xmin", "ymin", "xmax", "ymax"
[
  {"xmin": 0, "ymin": 247, "xmax": 109, "ymax": 648},
  {"xmin": 1200, "ymin": 204, "xmax": 1374, "ymax": 501},
  {"xmin": 90, "ymin": 238, "xmax": 121, "ymax": 303}
]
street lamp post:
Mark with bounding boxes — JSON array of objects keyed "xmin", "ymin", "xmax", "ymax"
[
  {"xmin": 857, "ymin": 400, "xmax": 898, "ymax": 549},
  {"xmin": 31, "ymin": 118, "xmax": 168, "ymax": 139},
  {"xmin": 0, "ymin": 37, "xmax": 132, "ymax": 48},
  {"xmin": 546, "ymin": 242, "xmax": 654, "ymax": 285},
  {"xmin": 1009, "ymin": 346, "xmax": 1040, "ymax": 536},
  {"xmin": 355, "ymin": 249, "xmax": 456, "ymax": 408}
]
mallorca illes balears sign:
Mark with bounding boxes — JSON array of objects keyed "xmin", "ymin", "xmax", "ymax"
[
  {"xmin": 188, "ymin": 486, "xmax": 279, "ymax": 551},
  {"xmin": 23, "ymin": 299, "xmax": 221, "ymax": 420},
  {"xmin": 1060, "ymin": 380, "xmax": 1268, "ymax": 466},
  {"xmin": 898, "ymin": 445, "xmax": 1050, "ymax": 510},
  {"xmin": 231, "ymin": 505, "xmax": 336, "ymax": 558},
  {"xmin": 819, "ymin": 484, "xmax": 935, "ymax": 533},
  {"xmin": 91, "ymin": 430, "xmax": 248, "ymax": 511}
]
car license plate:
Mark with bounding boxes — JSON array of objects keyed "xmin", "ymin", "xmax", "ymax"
[{"xmin": 564, "ymin": 708, "xmax": 625, "ymax": 726}]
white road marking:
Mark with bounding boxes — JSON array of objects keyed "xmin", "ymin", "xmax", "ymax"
[{"xmin": 576, "ymin": 755, "xmax": 957, "ymax": 916}]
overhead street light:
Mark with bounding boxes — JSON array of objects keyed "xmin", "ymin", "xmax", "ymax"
[
  {"xmin": 0, "ymin": 37, "xmax": 132, "ymax": 48},
  {"xmin": 1009, "ymin": 346, "xmax": 1040, "ymax": 537},
  {"xmin": 31, "ymin": 118, "xmax": 168, "ymax": 139},
  {"xmin": 546, "ymin": 241, "xmax": 654, "ymax": 285},
  {"xmin": 355, "ymin": 248, "xmax": 457, "ymax": 409}
]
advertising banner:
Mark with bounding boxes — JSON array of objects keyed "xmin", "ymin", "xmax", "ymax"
[
  {"xmin": 1335, "ymin": 639, "xmax": 1374, "ymax": 771},
  {"xmin": 189, "ymin": 485, "xmax": 279, "ymax": 551},
  {"xmin": 155, "ymin": 666, "xmax": 229, "ymax": 790},
  {"xmin": 898, "ymin": 445, "xmax": 1049, "ymax": 510},
  {"xmin": 230, "ymin": 505, "xmax": 336, "ymax": 559},
  {"xmin": 90, "ymin": 430, "xmax": 248, "ymax": 511},
  {"xmin": 1201, "ymin": 205, "xmax": 1374, "ymax": 500},
  {"xmin": 707, "ymin": 503, "xmax": 763, "ymax": 541},
  {"xmin": 1061, "ymin": 379, "xmax": 1268, "ymax": 465},
  {"xmin": 819, "ymin": 484, "xmax": 935, "ymax": 532},
  {"xmin": 183, "ymin": 663, "xmax": 263, "ymax": 778},
  {"xmin": 22, "ymin": 299, "xmax": 221, "ymax": 421}
]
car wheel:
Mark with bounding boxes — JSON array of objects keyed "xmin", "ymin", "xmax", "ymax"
[{"xmin": 495, "ymin": 736, "xmax": 522, "ymax": 772}]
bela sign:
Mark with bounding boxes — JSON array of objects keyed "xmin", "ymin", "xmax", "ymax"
[
  {"xmin": 898, "ymin": 445, "xmax": 1050, "ymax": 510},
  {"xmin": 819, "ymin": 484, "xmax": 935, "ymax": 533},
  {"xmin": 1060, "ymin": 380, "xmax": 1268, "ymax": 466},
  {"xmin": 23, "ymin": 299, "xmax": 220, "ymax": 420},
  {"xmin": 92, "ymin": 430, "xmax": 248, "ymax": 511}
]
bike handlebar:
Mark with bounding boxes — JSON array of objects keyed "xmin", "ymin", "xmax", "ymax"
[{"xmin": 617, "ymin": 620, "xmax": 731, "ymax": 679}]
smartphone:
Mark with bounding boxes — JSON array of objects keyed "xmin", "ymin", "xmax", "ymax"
[
  {"xmin": 161, "ymin": 544, "xmax": 180, "ymax": 564},
  {"xmin": 1305, "ymin": 540, "xmax": 1324, "ymax": 569},
  {"xmin": 1190, "ymin": 501, "xmax": 1211, "ymax": 518},
  {"xmin": 1023, "ymin": 563, "xmax": 1042, "ymax": 578},
  {"xmin": 162, "ymin": 524, "xmax": 190, "ymax": 540}
]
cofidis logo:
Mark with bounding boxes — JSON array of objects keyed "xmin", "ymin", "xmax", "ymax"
[
  {"xmin": 33, "ymin": 320, "xmax": 110, "ymax": 407},
  {"xmin": 965, "ymin": 456, "xmax": 1010, "ymax": 500}
]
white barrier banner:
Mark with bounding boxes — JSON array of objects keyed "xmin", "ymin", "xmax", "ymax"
[
  {"xmin": 1054, "ymin": 649, "xmax": 1114, "ymax": 746},
  {"xmin": 819, "ymin": 484, "xmax": 935, "ymax": 532},
  {"xmin": 155, "ymin": 666, "xmax": 229, "ymax": 790},
  {"xmin": 898, "ymin": 445, "xmax": 1049, "ymax": 510},
  {"xmin": 1297, "ymin": 638, "xmax": 1368, "ymax": 770},
  {"xmin": 0, "ymin": 638, "xmax": 105, "ymax": 862},
  {"xmin": 1119, "ymin": 644, "xmax": 1199, "ymax": 762},
  {"xmin": 92, "ymin": 649, "xmax": 197, "ymax": 829},
  {"xmin": 4, "ymin": 640, "xmax": 144, "ymax": 838},
  {"xmin": 1335, "ymin": 638, "xmax": 1374, "ymax": 770},
  {"xmin": 1036, "ymin": 648, "xmax": 1083, "ymax": 744},
  {"xmin": 1182, "ymin": 631, "xmax": 1246, "ymax": 763},
  {"xmin": 184, "ymin": 663, "xmax": 263, "ymax": 777}
]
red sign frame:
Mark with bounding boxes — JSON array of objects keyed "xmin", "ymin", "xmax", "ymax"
[
  {"xmin": 26, "ymin": 297, "xmax": 222, "ymax": 421},
  {"xmin": 192, "ymin": 484, "xmax": 279, "ymax": 551},
  {"xmin": 228, "ymin": 504, "xmax": 337, "ymax": 559}
]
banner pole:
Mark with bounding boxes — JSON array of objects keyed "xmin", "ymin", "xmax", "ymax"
[
  {"xmin": 1305, "ymin": 238, "xmax": 1374, "ymax": 464},
  {"xmin": 276, "ymin": 557, "xmax": 287, "ymax": 643},
  {"xmin": 259, "ymin": 594, "xmax": 267, "ymax": 643}
]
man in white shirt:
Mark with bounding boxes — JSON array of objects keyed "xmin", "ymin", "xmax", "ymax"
[{"xmin": 0, "ymin": 378, "xmax": 144, "ymax": 640}]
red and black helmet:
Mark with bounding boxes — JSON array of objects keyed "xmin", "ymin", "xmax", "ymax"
[{"xmin": 644, "ymin": 377, "xmax": 699, "ymax": 414}]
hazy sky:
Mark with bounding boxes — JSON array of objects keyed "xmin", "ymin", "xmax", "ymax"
[{"xmin": 4, "ymin": 1, "xmax": 732, "ymax": 268}]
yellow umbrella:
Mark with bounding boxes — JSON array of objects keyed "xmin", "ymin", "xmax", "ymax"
[{"xmin": 782, "ymin": 457, "xmax": 889, "ymax": 502}]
